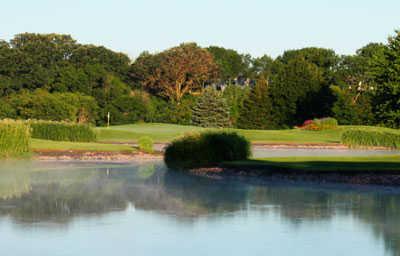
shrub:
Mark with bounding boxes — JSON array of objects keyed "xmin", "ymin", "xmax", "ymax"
[
  {"xmin": 30, "ymin": 120, "xmax": 97, "ymax": 142},
  {"xmin": 301, "ymin": 117, "xmax": 338, "ymax": 130},
  {"xmin": 0, "ymin": 119, "xmax": 31, "ymax": 157},
  {"xmin": 164, "ymin": 131, "xmax": 251, "ymax": 169},
  {"xmin": 138, "ymin": 136, "xmax": 154, "ymax": 153},
  {"xmin": 341, "ymin": 129, "xmax": 400, "ymax": 149}
]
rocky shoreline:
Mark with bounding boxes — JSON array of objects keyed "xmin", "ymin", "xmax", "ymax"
[
  {"xmin": 102, "ymin": 142, "xmax": 393, "ymax": 151},
  {"xmin": 189, "ymin": 167, "xmax": 400, "ymax": 186},
  {"xmin": 33, "ymin": 150, "xmax": 163, "ymax": 161}
]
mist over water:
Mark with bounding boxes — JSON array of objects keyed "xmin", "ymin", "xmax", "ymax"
[{"xmin": 0, "ymin": 161, "xmax": 399, "ymax": 256}]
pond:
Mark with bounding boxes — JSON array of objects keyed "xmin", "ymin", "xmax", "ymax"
[{"xmin": 0, "ymin": 161, "xmax": 399, "ymax": 256}]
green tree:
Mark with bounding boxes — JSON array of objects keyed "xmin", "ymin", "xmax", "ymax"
[
  {"xmin": 250, "ymin": 55, "xmax": 274, "ymax": 78},
  {"xmin": 333, "ymin": 43, "xmax": 385, "ymax": 125},
  {"xmin": 207, "ymin": 46, "xmax": 250, "ymax": 82},
  {"xmin": 331, "ymin": 85, "xmax": 374, "ymax": 125},
  {"xmin": 371, "ymin": 30, "xmax": 400, "ymax": 128},
  {"xmin": 222, "ymin": 85, "xmax": 250, "ymax": 126},
  {"xmin": 192, "ymin": 87, "xmax": 230, "ymax": 128},
  {"xmin": 269, "ymin": 56, "xmax": 325, "ymax": 126},
  {"xmin": 5, "ymin": 90, "xmax": 98, "ymax": 122},
  {"xmin": 237, "ymin": 77, "xmax": 274, "ymax": 129}
]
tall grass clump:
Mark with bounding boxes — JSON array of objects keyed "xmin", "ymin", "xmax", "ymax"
[
  {"xmin": 301, "ymin": 117, "xmax": 338, "ymax": 130},
  {"xmin": 164, "ymin": 131, "xmax": 251, "ymax": 169},
  {"xmin": 138, "ymin": 136, "xmax": 154, "ymax": 153},
  {"xmin": 30, "ymin": 120, "xmax": 97, "ymax": 142},
  {"xmin": 342, "ymin": 129, "xmax": 400, "ymax": 149},
  {"xmin": 0, "ymin": 119, "xmax": 31, "ymax": 157}
]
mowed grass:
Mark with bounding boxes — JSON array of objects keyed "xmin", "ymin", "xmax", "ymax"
[
  {"xmin": 96, "ymin": 123, "xmax": 352, "ymax": 144},
  {"xmin": 96, "ymin": 123, "xmax": 400, "ymax": 144},
  {"xmin": 225, "ymin": 155, "xmax": 400, "ymax": 172},
  {"xmin": 96, "ymin": 123, "xmax": 202, "ymax": 142},
  {"xmin": 31, "ymin": 139, "xmax": 135, "ymax": 152}
]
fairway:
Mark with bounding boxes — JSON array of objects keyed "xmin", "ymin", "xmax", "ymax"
[
  {"xmin": 96, "ymin": 123, "xmax": 400, "ymax": 144},
  {"xmin": 96, "ymin": 123, "xmax": 345, "ymax": 143}
]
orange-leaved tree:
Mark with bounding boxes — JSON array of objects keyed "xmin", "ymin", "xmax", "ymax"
[{"xmin": 131, "ymin": 43, "xmax": 219, "ymax": 102}]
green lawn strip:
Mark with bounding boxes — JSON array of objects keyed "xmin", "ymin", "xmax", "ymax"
[
  {"xmin": 223, "ymin": 155, "xmax": 400, "ymax": 172},
  {"xmin": 96, "ymin": 123, "xmax": 203, "ymax": 142},
  {"xmin": 96, "ymin": 123, "xmax": 350, "ymax": 143},
  {"xmin": 31, "ymin": 139, "xmax": 135, "ymax": 152}
]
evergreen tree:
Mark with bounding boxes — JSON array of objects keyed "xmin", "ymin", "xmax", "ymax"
[
  {"xmin": 192, "ymin": 87, "xmax": 230, "ymax": 128},
  {"xmin": 237, "ymin": 77, "xmax": 274, "ymax": 129}
]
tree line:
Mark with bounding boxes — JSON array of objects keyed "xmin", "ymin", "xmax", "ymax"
[{"xmin": 0, "ymin": 31, "xmax": 399, "ymax": 128}]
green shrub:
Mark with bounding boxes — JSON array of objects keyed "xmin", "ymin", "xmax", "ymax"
[
  {"xmin": 313, "ymin": 117, "xmax": 338, "ymax": 130},
  {"xmin": 341, "ymin": 129, "xmax": 400, "ymax": 149},
  {"xmin": 138, "ymin": 136, "xmax": 154, "ymax": 153},
  {"xmin": 302, "ymin": 117, "xmax": 338, "ymax": 130},
  {"xmin": 0, "ymin": 119, "xmax": 31, "ymax": 157},
  {"xmin": 30, "ymin": 120, "xmax": 97, "ymax": 142},
  {"xmin": 164, "ymin": 131, "xmax": 251, "ymax": 169}
]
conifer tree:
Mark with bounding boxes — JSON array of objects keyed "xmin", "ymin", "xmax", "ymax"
[
  {"xmin": 237, "ymin": 77, "xmax": 274, "ymax": 129},
  {"xmin": 192, "ymin": 87, "xmax": 230, "ymax": 128}
]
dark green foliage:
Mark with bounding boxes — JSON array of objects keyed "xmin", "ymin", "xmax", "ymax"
[
  {"xmin": 342, "ymin": 129, "xmax": 400, "ymax": 149},
  {"xmin": 142, "ymin": 96, "xmax": 195, "ymax": 125},
  {"xmin": 30, "ymin": 121, "xmax": 97, "ymax": 142},
  {"xmin": 5, "ymin": 90, "xmax": 98, "ymax": 123},
  {"xmin": 222, "ymin": 85, "xmax": 250, "ymax": 126},
  {"xmin": 164, "ymin": 131, "xmax": 251, "ymax": 169},
  {"xmin": 270, "ymin": 56, "xmax": 325, "ymax": 126},
  {"xmin": 207, "ymin": 46, "xmax": 250, "ymax": 81},
  {"xmin": 0, "ymin": 120, "xmax": 31, "ymax": 157},
  {"xmin": 192, "ymin": 87, "xmax": 230, "ymax": 128},
  {"xmin": 108, "ymin": 94, "xmax": 149, "ymax": 125},
  {"xmin": 331, "ymin": 86, "xmax": 374, "ymax": 125},
  {"xmin": 1, "ymin": 31, "xmax": 399, "ymax": 129},
  {"xmin": 0, "ymin": 101, "xmax": 16, "ymax": 119},
  {"xmin": 237, "ymin": 77, "xmax": 274, "ymax": 129},
  {"xmin": 250, "ymin": 55, "xmax": 274, "ymax": 78},
  {"xmin": 370, "ymin": 31, "xmax": 400, "ymax": 128}
]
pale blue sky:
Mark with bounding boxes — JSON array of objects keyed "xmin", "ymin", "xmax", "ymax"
[{"xmin": 1, "ymin": 0, "xmax": 399, "ymax": 59}]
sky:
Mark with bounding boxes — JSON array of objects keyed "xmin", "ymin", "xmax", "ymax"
[{"xmin": 1, "ymin": 0, "xmax": 400, "ymax": 59}]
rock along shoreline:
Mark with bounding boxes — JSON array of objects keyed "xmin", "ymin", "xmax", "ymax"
[
  {"xmin": 33, "ymin": 150, "xmax": 163, "ymax": 162},
  {"xmin": 189, "ymin": 166, "xmax": 400, "ymax": 187}
]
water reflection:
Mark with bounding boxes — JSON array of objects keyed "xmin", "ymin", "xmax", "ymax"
[{"xmin": 0, "ymin": 161, "xmax": 399, "ymax": 256}]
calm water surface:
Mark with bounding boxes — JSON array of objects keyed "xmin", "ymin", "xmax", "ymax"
[{"xmin": 0, "ymin": 161, "xmax": 400, "ymax": 256}]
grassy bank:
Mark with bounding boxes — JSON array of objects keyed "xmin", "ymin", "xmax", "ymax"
[
  {"xmin": 224, "ymin": 155, "xmax": 400, "ymax": 172},
  {"xmin": 31, "ymin": 139, "xmax": 135, "ymax": 152},
  {"xmin": 97, "ymin": 123, "xmax": 400, "ymax": 144}
]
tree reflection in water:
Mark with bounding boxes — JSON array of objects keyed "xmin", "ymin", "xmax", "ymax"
[{"xmin": 0, "ymin": 161, "xmax": 399, "ymax": 255}]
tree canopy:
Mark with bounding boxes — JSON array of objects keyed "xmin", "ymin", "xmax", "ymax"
[
  {"xmin": 1, "ymin": 30, "xmax": 399, "ymax": 128},
  {"xmin": 131, "ymin": 43, "xmax": 218, "ymax": 102}
]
